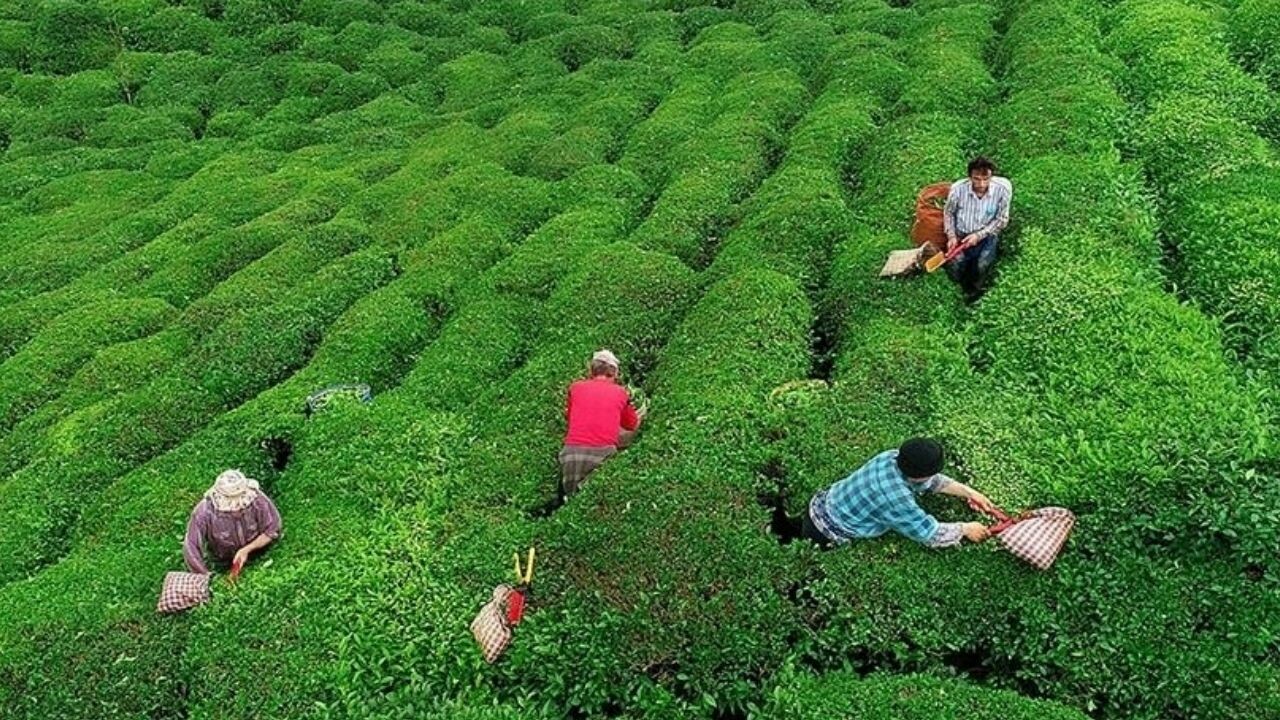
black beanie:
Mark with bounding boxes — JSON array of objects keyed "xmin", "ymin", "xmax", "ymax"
[{"xmin": 897, "ymin": 437, "xmax": 944, "ymax": 478}]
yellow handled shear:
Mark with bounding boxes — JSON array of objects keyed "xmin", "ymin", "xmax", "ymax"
[{"xmin": 513, "ymin": 547, "xmax": 536, "ymax": 586}]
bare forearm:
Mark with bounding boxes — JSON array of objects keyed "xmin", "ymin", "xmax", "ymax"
[
  {"xmin": 939, "ymin": 481, "xmax": 977, "ymax": 500},
  {"xmin": 242, "ymin": 533, "xmax": 274, "ymax": 554}
]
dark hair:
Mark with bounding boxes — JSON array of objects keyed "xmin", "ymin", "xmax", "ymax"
[
  {"xmin": 967, "ymin": 156, "xmax": 996, "ymax": 176},
  {"xmin": 896, "ymin": 437, "xmax": 945, "ymax": 478}
]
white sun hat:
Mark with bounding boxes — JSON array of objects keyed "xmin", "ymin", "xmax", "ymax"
[{"xmin": 205, "ymin": 469, "xmax": 261, "ymax": 513}]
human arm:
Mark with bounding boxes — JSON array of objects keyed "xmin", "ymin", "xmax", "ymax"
[
  {"xmin": 233, "ymin": 495, "xmax": 282, "ymax": 568},
  {"xmin": 182, "ymin": 503, "xmax": 210, "ymax": 575},
  {"xmin": 943, "ymin": 186, "xmax": 959, "ymax": 247},
  {"xmin": 890, "ymin": 486, "xmax": 989, "ymax": 547},
  {"xmin": 621, "ymin": 401, "xmax": 640, "ymax": 431},
  {"xmin": 884, "ymin": 488, "xmax": 947, "ymax": 546},
  {"xmin": 936, "ymin": 479, "xmax": 998, "ymax": 515},
  {"xmin": 232, "ymin": 532, "xmax": 275, "ymax": 569}
]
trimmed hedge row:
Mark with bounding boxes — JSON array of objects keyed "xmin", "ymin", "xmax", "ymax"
[
  {"xmin": 1226, "ymin": 0, "xmax": 1280, "ymax": 90},
  {"xmin": 705, "ymin": 40, "xmax": 885, "ymax": 294},
  {"xmin": 517, "ymin": 267, "xmax": 815, "ymax": 717},
  {"xmin": 629, "ymin": 69, "xmax": 808, "ymax": 265},
  {"xmin": 0, "ymin": 298, "xmax": 175, "ymax": 432},
  {"xmin": 0, "ymin": 150, "xmax": 320, "ymax": 349},
  {"xmin": 475, "ymin": 18, "xmax": 928, "ymax": 715},
  {"xmin": 0, "ymin": 208, "xmax": 360, "ymax": 465},
  {"xmin": 0, "ymin": 248, "xmax": 396, "ymax": 585},
  {"xmin": 1105, "ymin": 0, "xmax": 1280, "ymax": 413},
  {"xmin": 0, "ymin": 327, "xmax": 190, "ymax": 481},
  {"xmin": 895, "ymin": 3, "xmax": 998, "ymax": 116},
  {"xmin": 763, "ymin": 670, "xmax": 1090, "ymax": 719},
  {"xmin": 917, "ymin": 2, "xmax": 1280, "ymax": 717},
  {"xmin": 619, "ymin": 76, "xmax": 718, "ymax": 188},
  {"xmin": 759, "ymin": 0, "xmax": 1001, "ymax": 693},
  {"xmin": 1106, "ymin": 0, "xmax": 1276, "ymax": 134},
  {"xmin": 9, "ymin": 0, "xmax": 1268, "ymax": 717},
  {"xmin": 0, "ymin": 173, "xmax": 172, "ymax": 306}
]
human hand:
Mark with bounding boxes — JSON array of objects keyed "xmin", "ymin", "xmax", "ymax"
[
  {"xmin": 946, "ymin": 236, "xmax": 959, "ymax": 253},
  {"xmin": 961, "ymin": 233, "xmax": 980, "ymax": 249},
  {"xmin": 962, "ymin": 522, "xmax": 990, "ymax": 543},
  {"xmin": 967, "ymin": 490, "xmax": 998, "ymax": 516},
  {"xmin": 231, "ymin": 548, "xmax": 250, "ymax": 579}
]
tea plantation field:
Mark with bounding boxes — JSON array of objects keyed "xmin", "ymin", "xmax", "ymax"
[{"xmin": 1, "ymin": 0, "xmax": 1278, "ymax": 717}]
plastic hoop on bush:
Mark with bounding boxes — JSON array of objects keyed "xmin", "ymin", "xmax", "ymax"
[{"xmin": 305, "ymin": 383, "xmax": 373, "ymax": 416}]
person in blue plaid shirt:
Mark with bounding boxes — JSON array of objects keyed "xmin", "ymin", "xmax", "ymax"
[{"xmin": 790, "ymin": 438, "xmax": 996, "ymax": 548}]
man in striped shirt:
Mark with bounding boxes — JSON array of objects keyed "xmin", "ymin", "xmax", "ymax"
[
  {"xmin": 943, "ymin": 156, "xmax": 1012, "ymax": 300},
  {"xmin": 790, "ymin": 438, "xmax": 995, "ymax": 549}
]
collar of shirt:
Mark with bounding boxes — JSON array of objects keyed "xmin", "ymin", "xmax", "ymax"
[{"xmin": 964, "ymin": 182, "xmax": 990, "ymax": 201}]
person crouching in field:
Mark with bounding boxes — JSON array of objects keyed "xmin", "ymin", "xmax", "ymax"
[
  {"xmin": 558, "ymin": 350, "xmax": 646, "ymax": 501},
  {"xmin": 183, "ymin": 469, "xmax": 282, "ymax": 575},
  {"xmin": 786, "ymin": 438, "xmax": 994, "ymax": 549},
  {"xmin": 944, "ymin": 156, "xmax": 1012, "ymax": 301}
]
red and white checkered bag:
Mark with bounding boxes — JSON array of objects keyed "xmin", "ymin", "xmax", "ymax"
[
  {"xmin": 993, "ymin": 507, "xmax": 1076, "ymax": 570},
  {"xmin": 471, "ymin": 584, "xmax": 517, "ymax": 663},
  {"xmin": 972, "ymin": 501, "xmax": 1076, "ymax": 570},
  {"xmin": 157, "ymin": 571, "xmax": 211, "ymax": 613}
]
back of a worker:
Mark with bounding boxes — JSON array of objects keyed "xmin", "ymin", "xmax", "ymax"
[
  {"xmin": 558, "ymin": 349, "xmax": 644, "ymax": 500},
  {"xmin": 790, "ymin": 438, "xmax": 993, "ymax": 549}
]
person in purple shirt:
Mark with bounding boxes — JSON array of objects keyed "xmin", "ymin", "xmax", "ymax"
[{"xmin": 183, "ymin": 469, "xmax": 282, "ymax": 575}]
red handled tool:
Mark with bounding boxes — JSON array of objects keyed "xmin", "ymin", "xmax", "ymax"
[
  {"xmin": 967, "ymin": 498, "xmax": 1022, "ymax": 534},
  {"xmin": 505, "ymin": 548, "xmax": 535, "ymax": 625},
  {"xmin": 924, "ymin": 242, "xmax": 970, "ymax": 274}
]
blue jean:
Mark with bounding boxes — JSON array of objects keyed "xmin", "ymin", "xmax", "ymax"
[{"xmin": 945, "ymin": 234, "xmax": 998, "ymax": 293}]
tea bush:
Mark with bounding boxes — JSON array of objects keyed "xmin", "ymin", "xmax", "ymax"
[
  {"xmin": 764, "ymin": 670, "xmax": 1090, "ymax": 719},
  {"xmin": 1, "ymin": 0, "xmax": 1277, "ymax": 717},
  {"xmin": 1107, "ymin": 0, "xmax": 1280, "ymax": 414}
]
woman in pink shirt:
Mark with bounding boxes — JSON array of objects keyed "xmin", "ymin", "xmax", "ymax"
[
  {"xmin": 558, "ymin": 349, "xmax": 646, "ymax": 500},
  {"xmin": 183, "ymin": 469, "xmax": 282, "ymax": 575}
]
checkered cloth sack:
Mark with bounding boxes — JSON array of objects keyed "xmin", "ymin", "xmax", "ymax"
[
  {"xmin": 157, "ymin": 571, "xmax": 211, "ymax": 613},
  {"xmin": 992, "ymin": 507, "xmax": 1076, "ymax": 570},
  {"xmin": 471, "ymin": 584, "xmax": 516, "ymax": 663}
]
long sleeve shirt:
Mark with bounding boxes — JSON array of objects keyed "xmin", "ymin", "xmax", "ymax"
[
  {"xmin": 183, "ymin": 494, "xmax": 282, "ymax": 574},
  {"xmin": 943, "ymin": 176, "xmax": 1012, "ymax": 241},
  {"xmin": 564, "ymin": 377, "xmax": 639, "ymax": 447},
  {"xmin": 810, "ymin": 450, "xmax": 963, "ymax": 548}
]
